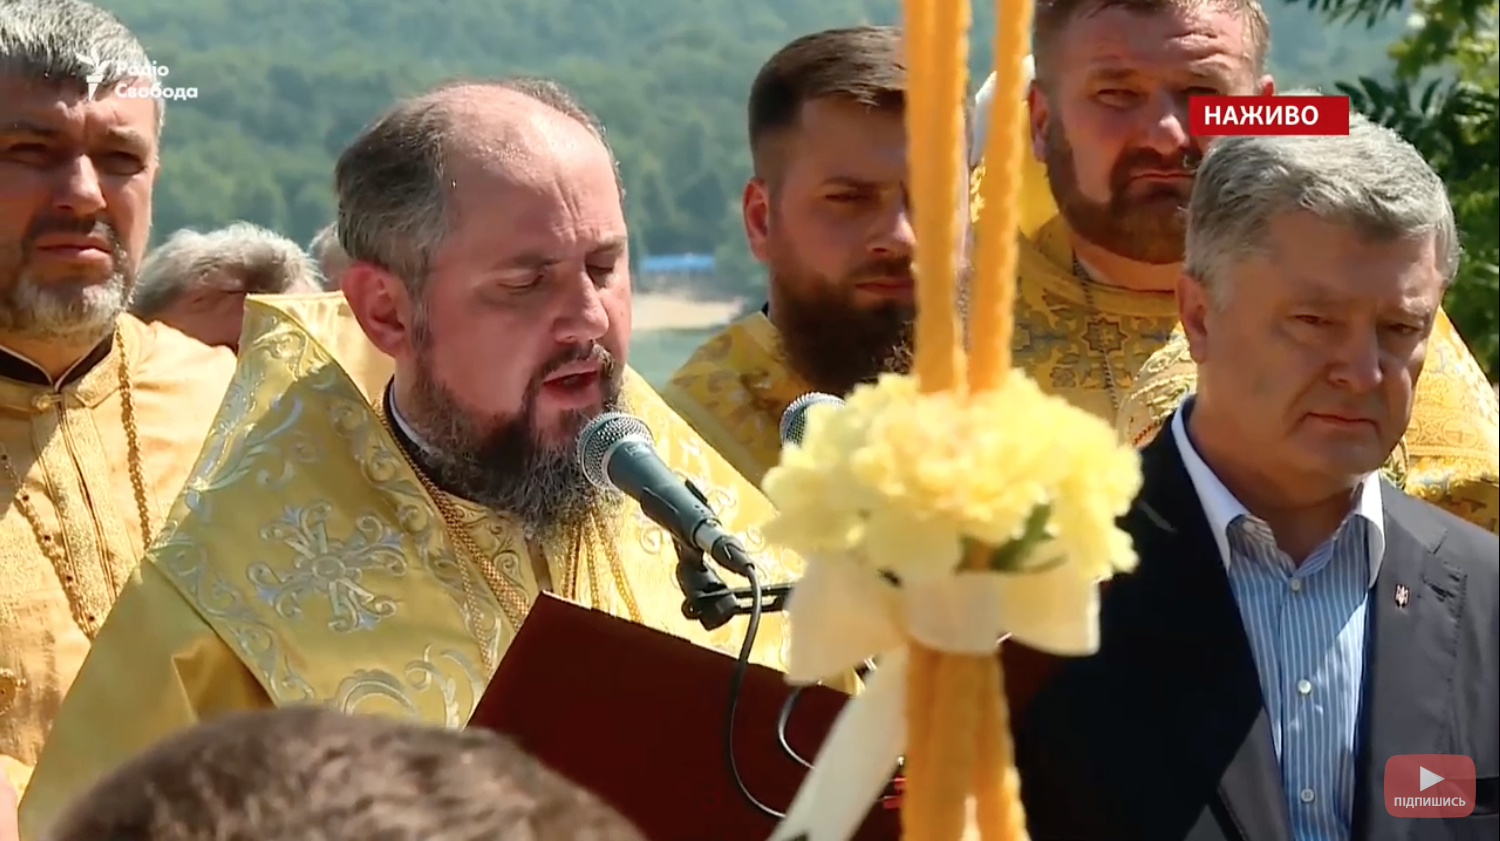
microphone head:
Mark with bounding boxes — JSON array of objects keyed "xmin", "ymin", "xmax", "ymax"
[
  {"xmin": 576, "ymin": 412, "xmax": 653, "ymax": 491},
  {"xmin": 780, "ymin": 392, "xmax": 846, "ymax": 446}
]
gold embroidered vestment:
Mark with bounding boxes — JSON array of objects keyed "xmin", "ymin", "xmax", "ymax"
[
  {"xmin": 20, "ymin": 294, "xmax": 809, "ymax": 837},
  {"xmin": 0, "ymin": 317, "xmax": 234, "ymax": 796}
]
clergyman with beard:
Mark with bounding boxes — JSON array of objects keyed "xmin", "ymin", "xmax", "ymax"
[
  {"xmin": 0, "ymin": 0, "xmax": 235, "ymax": 803},
  {"xmin": 965, "ymin": 0, "xmax": 1271, "ymax": 427},
  {"xmin": 665, "ymin": 26, "xmax": 963, "ymax": 486},
  {"xmin": 20, "ymin": 77, "xmax": 829, "ymax": 833}
]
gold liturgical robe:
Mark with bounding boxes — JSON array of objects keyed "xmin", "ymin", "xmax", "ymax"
[
  {"xmin": 664, "ymin": 311, "xmax": 810, "ymax": 487},
  {"xmin": 1117, "ymin": 318, "xmax": 1500, "ymax": 532},
  {"xmin": 1006, "ymin": 216, "xmax": 1182, "ymax": 423},
  {"xmin": 0, "ymin": 317, "xmax": 234, "ymax": 796},
  {"xmin": 20, "ymin": 294, "xmax": 810, "ymax": 837}
]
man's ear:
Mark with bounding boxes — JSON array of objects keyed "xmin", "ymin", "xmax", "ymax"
[
  {"xmin": 1026, "ymin": 81, "xmax": 1049, "ymax": 162},
  {"xmin": 742, "ymin": 178, "xmax": 772, "ymax": 264},
  {"xmin": 1177, "ymin": 272, "xmax": 1213, "ymax": 364},
  {"xmin": 1259, "ymin": 74, "xmax": 1275, "ymax": 96},
  {"xmin": 341, "ymin": 262, "xmax": 416, "ymax": 359}
]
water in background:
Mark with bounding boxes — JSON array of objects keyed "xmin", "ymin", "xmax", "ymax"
[{"xmin": 630, "ymin": 326, "xmax": 718, "ymax": 388}]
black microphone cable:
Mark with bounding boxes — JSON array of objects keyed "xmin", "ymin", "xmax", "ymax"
[
  {"xmin": 775, "ymin": 658, "xmax": 880, "ymax": 772},
  {"xmin": 777, "ymin": 686, "xmax": 815, "ymax": 770},
  {"xmin": 720, "ymin": 545, "xmax": 787, "ymax": 819},
  {"xmin": 720, "ymin": 547, "xmax": 893, "ymax": 817}
]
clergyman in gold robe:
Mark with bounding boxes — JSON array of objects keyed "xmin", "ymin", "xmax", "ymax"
[
  {"xmin": 21, "ymin": 79, "xmax": 813, "ymax": 836},
  {"xmin": 665, "ymin": 27, "xmax": 930, "ymax": 486},
  {"xmin": 967, "ymin": 0, "xmax": 1278, "ymax": 424},
  {"xmin": 0, "ymin": 0, "xmax": 235, "ymax": 799},
  {"xmin": 971, "ymin": 0, "xmax": 1498, "ymax": 529}
]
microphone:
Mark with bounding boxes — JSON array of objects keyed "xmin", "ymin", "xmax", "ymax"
[
  {"xmin": 779, "ymin": 392, "xmax": 846, "ymax": 446},
  {"xmin": 577, "ymin": 412, "xmax": 755, "ymax": 577}
]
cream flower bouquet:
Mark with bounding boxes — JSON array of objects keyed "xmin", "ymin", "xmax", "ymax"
[{"xmin": 761, "ymin": 1, "xmax": 1142, "ymax": 839}]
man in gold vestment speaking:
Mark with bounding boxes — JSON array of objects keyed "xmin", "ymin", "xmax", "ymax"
[
  {"xmin": 0, "ymin": 0, "xmax": 235, "ymax": 798},
  {"xmin": 20, "ymin": 79, "xmax": 808, "ymax": 837}
]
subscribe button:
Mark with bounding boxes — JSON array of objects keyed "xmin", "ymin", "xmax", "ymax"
[{"xmin": 1385, "ymin": 754, "xmax": 1476, "ymax": 817}]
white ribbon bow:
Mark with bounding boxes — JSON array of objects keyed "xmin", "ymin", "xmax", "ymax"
[{"xmin": 768, "ymin": 553, "xmax": 1104, "ymax": 841}]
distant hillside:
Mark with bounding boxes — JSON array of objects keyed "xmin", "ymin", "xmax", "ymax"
[{"xmin": 101, "ymin": 0, "xmax": 1401, "ymax": 294}]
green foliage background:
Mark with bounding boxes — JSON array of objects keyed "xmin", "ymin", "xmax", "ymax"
[
  {"xmin": 1299, "ymin": 0, "xmax": 1498, "ymax": 378},
  {"xmin": 107, "ymin": 0, "xmax": 1396, "ymax": 260}
]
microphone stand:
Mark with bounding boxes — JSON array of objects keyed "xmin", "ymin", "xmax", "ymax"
[
  {"xmin": 672, "ymin": 478, "xmax": 794, "ymax": 631},
  {"xmin": 673, "ymin": 539, "xmax": 794, "ymax": 630}
]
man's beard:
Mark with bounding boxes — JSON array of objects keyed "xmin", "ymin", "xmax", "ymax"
[
  {"xmin": 0, "ymin": 213, "xmax": 133, "ymax": 344},
  {"xmin": 771, "ymin": 257, "xmax": 917, "ymax": 397},
  {"xmin": 402, "ymin": 335, "xmax": 626, "ymax": 539},
  {"xmin": 1043, "ymin": 121, "xmax": 1200, "ymax": 265}
]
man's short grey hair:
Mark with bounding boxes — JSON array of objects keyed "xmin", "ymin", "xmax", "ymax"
[
  {"xmin": 1186, "ymin": 102, "xmax": 1459, "ymax": 303},
  {"xmin": 130, "ymin": 222, "xmax": 320, "ymax": 318},
  {"xmin": 308, "ymin": 222, "xmax": 349, "ymax": 291},
  {"xmin": 334, "ymin": 76, "xmax": 622, "ymax": 300},
  {"xmin": 0, "ymin": 0, "xmax": 164, "ymax": 129}
]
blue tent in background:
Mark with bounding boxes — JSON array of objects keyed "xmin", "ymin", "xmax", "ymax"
[{"xmin": 639, "ymin": 253, "xmax": 715, "ymax": 275}]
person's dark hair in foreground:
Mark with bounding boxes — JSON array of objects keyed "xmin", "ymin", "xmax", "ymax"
[{"xmin": 47, "ymin": 706, "xmax": 648, "ymax": 840}]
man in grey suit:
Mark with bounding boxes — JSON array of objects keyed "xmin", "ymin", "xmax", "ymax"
[{"xmin": 1008, "ymin": 112, "xmax": 1499, "ymax": 841}]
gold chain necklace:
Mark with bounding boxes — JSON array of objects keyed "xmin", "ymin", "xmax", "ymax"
[
  {"xmin": 1073, "ymin": 258, "xmax": 1123, "ymax": 421},
  {"xmin": 375, "ymin": 399, "xmax": 647, "ymax": 676},
  {"xmin": 0, "ymin": 332, "xmax": 155, "ymax": 633},
  {"xmin": 376, "ymin": 403, "xmax": 506, "ymax": 676}
]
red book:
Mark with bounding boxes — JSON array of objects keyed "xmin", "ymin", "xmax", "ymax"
[{"xmin": 468, "ymin": 593, "xmax": 901, "ymax": 841}]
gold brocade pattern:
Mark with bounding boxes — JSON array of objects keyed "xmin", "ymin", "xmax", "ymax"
[
  {"xmin": 145, "ymin": 294, "xmax": 804, "ymax": 729},
  {"xmin": 1009, "ymin": 218, "xmax": 1182, "ymax": 426},
  {"xmin": 663, "ymin": 312, "xmax": 810, "ymax": 487},
  {"xmin": 0, "ymin": 318, "xmax": 234, "ymax": 793},
  {"xmin": 1116, "ymin": 314, "xmax": 1500, "ymax": 532}
]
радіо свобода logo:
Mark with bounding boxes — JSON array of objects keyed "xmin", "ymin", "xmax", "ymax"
[{"xmin": 75, "ymin": 53, "xmax": 197, "ymax": 101}]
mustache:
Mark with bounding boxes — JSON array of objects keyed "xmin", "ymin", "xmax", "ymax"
[
  {"xmin": 535, "ymin": 342, "xmax": 619, "ymax": 383},
  {"xmin": 24, "ymin": 213, "xmax": 121, "ymax": 249},
  {"xmin": 1111, "ymin": 148, "xmax": 1202, "ymax": 191},
  {"xmin": 846, "ymin": 257, "xmax": 915, "ymax": 285}
]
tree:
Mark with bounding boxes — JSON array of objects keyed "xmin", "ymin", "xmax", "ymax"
[{"xmin": 1289, "ymin": 0, "xmax": 1499, "ymax": 377}]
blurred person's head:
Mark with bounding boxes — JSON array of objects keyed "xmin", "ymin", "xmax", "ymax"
[
  {"xmin": 337, "ymin": 78, "xmax": 629, "ymax": 537},
  {"xmin": 0, "ymin": 0, "xmax": 162, "ymax": 376},
  {"xmin": 1180, "ymin": 111, "xmax": 1456, "ymax": 509},
  {"xmin": 747, "ymin": 26, "xmax": 966, "ymax": 396},
  {"xmin": 131, "ymin": 222, "xmax": 321, "ymax": 351},
  {"xmin": 308, "ymin": 221, "xmax": 349, "ymax": 290},
  {"xmin": 47, "ymin": 706, "xmax": 649, "ymax": 841},
  {"xmin": 1028, "ymin": 0, "xmax": 1272, "ymax": 269}
]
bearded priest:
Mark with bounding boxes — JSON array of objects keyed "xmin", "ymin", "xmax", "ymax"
[
  {"xmin": 19, "ymin": 78, "xmax": 816, "ymax": 837},
  {"xmin": 0, "ymin": 0, "xmax": 236, "ymax": 801}
]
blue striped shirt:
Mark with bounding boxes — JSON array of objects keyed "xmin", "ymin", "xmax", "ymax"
[{"xmin": 1172, "ymin": 406, "xmax": 1385, "ymax": 841}]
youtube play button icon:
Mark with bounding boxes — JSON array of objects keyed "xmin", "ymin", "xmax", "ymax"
[
  {"xmin": 1419, "ymin": 766, "xmax": 1445, "ymax": 792},
  {"xmin": 1386, "ymin": 754, "xmax": 1476, "ymax": 817}
]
